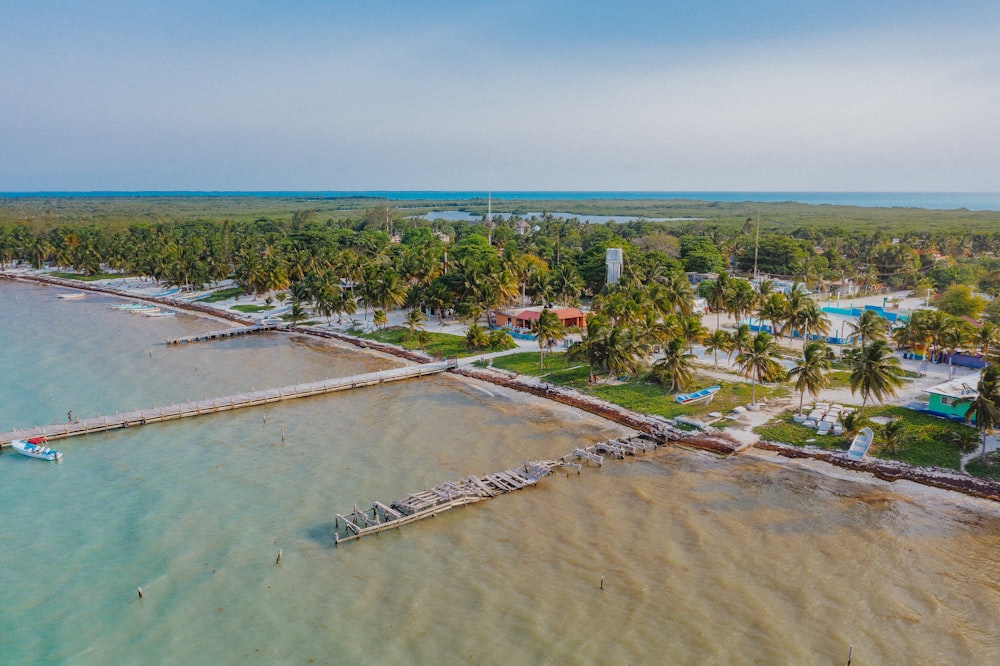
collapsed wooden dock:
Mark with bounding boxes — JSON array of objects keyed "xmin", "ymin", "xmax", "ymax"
[
  {"xmin": 332, "ymin": 434, "xmax": 658, "ymax": 545},
  {"xmin": 0, "ymin": 361, "xmax": 454, "ymax": 447},
  {"xmin": 166, "ymin": 322, "xmax": 280, "ymax": 345}
]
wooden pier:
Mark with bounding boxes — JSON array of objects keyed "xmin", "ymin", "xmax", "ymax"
[
  {"xmin": 0, "ymin": 361, "xmax": 455, "ymax": 447},
  {"xmin": 166, "ymin": 322, "xmax": 280, "ymax": 345},
  {"xmin": 332, "ymin": 435, "xmax": 657, "ymax": 546}
]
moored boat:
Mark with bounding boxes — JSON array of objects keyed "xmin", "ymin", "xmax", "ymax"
[
  {"xmin": 56, "ymin": 292, "xmax": 86, "ymax": 300},
  {"xmin": 675, "ymin": 385, "xmax": 721, "ymax": 405},
  {"xmin": 846, "ymin": 427, "xmax": 874, "ymax": 461},
  {"xmin": 11, "ymin": 437, "xmax": 63, "ymax": 461}
]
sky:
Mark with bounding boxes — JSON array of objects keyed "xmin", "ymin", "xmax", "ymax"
[{"xmin": 2, "ymin": 1, "xmax": 999, "ymax": 192}]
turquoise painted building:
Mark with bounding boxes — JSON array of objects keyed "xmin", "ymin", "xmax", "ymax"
[{"xmin": 923, "ymin": 377, "xmax": 978, "ymax": 422}]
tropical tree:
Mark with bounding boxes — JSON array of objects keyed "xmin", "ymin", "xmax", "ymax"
[
  {"xmin": 465, "ymin": 322, "xmax": 489, "ymax": 350},
  {"xmin": 535, "ymin": 307, "xmax": 566, "ymax": 370},
  {"xmin": 965, "ymin": 364, "xmax": 1000, "ymax": 463},
  {"xmin": 848, "ymin": 309, "xmax": 889, "ymax": 350},
  {"xmin": 405, "ymin": 308, "xmax": 426, "ymax": 340},
  {"xmin": 877, "ymin": 418, "xmax": 907, "ymax": 455},
  {"xmin": 798, "ymin": 301, "xmax": 831, "ymax": 344},
  {"xmin": 372, "ymin": 308, "xmax": 388, "ymax": 330},
  {"xmin": 651, "ymin": 337, "xmax": 696, "ymax": 393},
  {"xmin": 840, "ymin": 411, "xmax": 866, "ymax": 440},
  {"xmin": 679, "ymin": 314, "xmax": 707, "ymax": 354},
  {"xmin": 849, "ymin": 339, "xmax": 905, "ymax": 414},
  {"xmin": 487, "ymin": 328, "xmax": 515, "ymax": 351},
  {"xmin": 788, "ymin": 341, "xmax": 832, "ymax": 414},
  {"xmin": 736, "ymin": 331, "xmax": 783, "ymax": 405},
  {"xmin": 757, "ymin": 293, "xmax": 789, "ymax": 340},
  {"xmin": 705, "ymin": 273, "xmax": 730, "ymax": 328},
  {"xmin": 729, "ymin": 323, "xmax": 753, "ymax": 365},
  {"xmin": 949, "ymin": 427, "xmax": 980, "ymax": 454},
  {"xmin": 567, "ymin": 314, "xmax": 610, "ymax": 382},
  {"xmin": 703, "ymin": 329, "xmax": 731, "ymax": 370}
]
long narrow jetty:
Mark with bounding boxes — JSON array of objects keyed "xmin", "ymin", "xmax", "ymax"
[
  {"xmin": 0, "ymin": 361, "xmax": 455, "ymax": 447},
  {"xmin": 166, "ymin": 323, "xmax": 281, "ymax": 345},
  {"xmin": 332, "ymin": 434, "xmax": 658, "ymax": 545}
]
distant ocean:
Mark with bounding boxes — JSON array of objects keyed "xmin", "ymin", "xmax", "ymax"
[{"xmin": 3, "ymin": 191, "xmax": 1000, "ymax": 211}]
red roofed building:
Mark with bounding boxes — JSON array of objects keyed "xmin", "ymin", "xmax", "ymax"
[{"xmin": 495, "ymin": 307, "xmax": 586, "ymax": 331}]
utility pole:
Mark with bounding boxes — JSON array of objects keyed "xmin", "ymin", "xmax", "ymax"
[
  {"xmin": 487, "ymin": 145, "xmax": 493, "ymax": 246},
  {"xmin": 752, "ymin": 210, "xmax": 761, "ymax": 281}
]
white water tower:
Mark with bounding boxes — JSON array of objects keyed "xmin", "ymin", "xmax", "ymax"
[{"xmin": 606, "ymin": 248, "xmax": 623, "ymax": 286}]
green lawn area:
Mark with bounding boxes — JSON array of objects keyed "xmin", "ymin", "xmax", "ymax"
[
  {"xmin": 230, "ymin": 303, "xmax": 274, "ymax": 313},
  {"xmin": 965, "ymin": 457, "xmax": 1000, "ymax": 480},
  {"xmin": 755, "ymin": 405, "xmax": 972, "ymax": 470},
  {"xmin": 362, "ymin": 326, "xmax": 472, "ymax": 359},
  {"xmin": 483, "ymin": 352, "xmax": 788, "ymax": 420},
  {"xmin": 49, "ymin": 271, "xmax": 124, "ymax": 281},
  {"xmin": 195, "ymin": 287, "xmax": 244, "ymax": 303}
]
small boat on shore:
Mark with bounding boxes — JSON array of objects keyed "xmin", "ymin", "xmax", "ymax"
[
  {"xmin": 675, "ymin": 385, "xmax": 721, "ymax": 405},
  {"xmin": 11, "ymin": 437, "xmax": 63, "ymax": 461},
  {"xmin": 847, "ymin": 427, "xmax": 874, "ymax": 461}
]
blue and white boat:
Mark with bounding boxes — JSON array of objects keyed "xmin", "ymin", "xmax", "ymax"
[
  {"xmin": 675, "ymin": 385, "xmax": 721, "ymax": 405},
  {"xmin": 11, "ymin": 438, "xmax": 63, "ymax": 461},
  {"xmin": 846, "ymin": 427, "xmax": 874, "ymax": 461}
]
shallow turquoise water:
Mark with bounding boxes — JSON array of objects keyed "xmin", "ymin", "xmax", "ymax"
[{"xmin": 2, "ymin": 279, "xmax": 1000, "ymax": 664}]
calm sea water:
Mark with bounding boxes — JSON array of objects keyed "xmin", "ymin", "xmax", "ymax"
[
  {"xmin": 4, "ymin": 191, "xmax": 1000, "ymax": 211},
  {"xmin": 2, "ymin": 279, "xmax": 1000, "ymax": 664}
]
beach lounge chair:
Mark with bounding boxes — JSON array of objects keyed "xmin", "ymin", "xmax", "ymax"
[
  {"xmin": 816, "ymin": 421, "xmax": 832, "ymax": 435},
  {"xmin": 832, "ymin": 423, "xmax": 844, "ymax": 436}
]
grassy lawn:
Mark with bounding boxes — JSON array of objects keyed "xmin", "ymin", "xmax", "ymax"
[
  {"xmin": 362, "ymin": 326, "xmax": 472, "ymax": 359},
  {"xmin": 755, "ymin": 405, "xmax": 972, "ymax": 470},
  {"xmin": 484, "ymin": 352, "xmax": 788, "ymax": 420},
  {"xmin": 965, "ymin": 457, "xmax": 1000, "ymax": 480},
  {"xmin": 195, "ymin": 287, "xmax": 244, "ymax": 303},
  {"xmin": 231, "ymin": 303, "xmax": 274, "ymax": 313},
  {"xmin": 49, "ymin": 271, "xmax": 124, "ymax": 281}
]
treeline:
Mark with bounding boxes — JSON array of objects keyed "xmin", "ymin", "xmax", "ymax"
[{"xmin": 3, "ymin": 198, "xmax": 1000, "ymax": 306}]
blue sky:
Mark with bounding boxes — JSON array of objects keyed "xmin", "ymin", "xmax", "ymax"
[{"xmin": 2, "ymin": 1, "xmax": 998, "ymax": 191}]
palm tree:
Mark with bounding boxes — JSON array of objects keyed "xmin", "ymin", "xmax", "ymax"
[
  {"xmin": 372, "ymin": 308, "xmax": 388, "ymax": 330},
  {"xmin": 652, "ymin": 337, "xmax": 696, "ymax": 393},
  {"xmin": 705, "ymin": 273, "xmax": 730, "ymax": 328},
  {"xmin": 757, "ymin": 293, "xmax": 788, "ymax": 340},
  {"xmin": 840, "ymin": 411, "xmax": 866, "ymax": 440},
  {"xmin": 535, "ymin": 307, "xmax": 566, "ymax": 370},
  {"xmin": 848, "ymin": 309, "xmax": 889, "ymax": 350},
  {"xmin": 736, "ymin": 331, "xmax": 783, "ymax": 405},
  {"xmin": 965, "ymin": 364, "xmax": 1000, "ymax": 463},
  {"xmin": 601, "ymin": 326, "xmax": 650, "ymax": 379},
  {"xmin": 949, "ymin": 428, "xmax": 980, "ymax": 454},
  {"xmin": 405, "ymin": 308, "xmax": 426, "ymax": 337},
  {"xmin": 465, "ymin": 322, "xmax": 489, "ymax": 350},
  {"xmin": 849, "ymin": 340, "xmax": 905, "ymax": 415},
  {"xmin": 788, "ymin": 341, "xmax": 832, "ymax": 414},
  {"xmin": 877, "ymin": 419, "xmax": 906, "ymax": 456},
  {"xmin": 679, "ymin": 314, "xmax": 707, "ymax": 354},
  {"xmin": 783, "ymin": 283, "xmax": 810, "ymax": 345},
  {"xmin": 973, "ymin": 321, "xmax": 1000, "ymax": 357},
  {"xmin": 729, "ymin": 323, "xmax": 753, "ymax": 365},
  {"xmin": 567, "ymin": 314, "xmax": 610, "ymax": 382},
  {"xmin": 798, "ymin": 301, "xmax": 831, "ymax": 344},
  {"xmin": 703, "ymin": 329, "xmax": 731, "ymax": 370}
]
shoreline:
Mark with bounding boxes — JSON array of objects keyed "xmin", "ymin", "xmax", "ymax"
[{"xmin": 5, "ymin": 269, "xmax": 1000, "ymax": 503}]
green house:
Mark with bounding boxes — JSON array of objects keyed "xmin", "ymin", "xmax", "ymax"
[{"xmin": 923, "ymin": 377, "xmax": 978, "ymax": 422}]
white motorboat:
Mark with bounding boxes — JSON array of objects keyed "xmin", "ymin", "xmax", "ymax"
[{"xmin": 11, "ymin": 438, "xmax": 63, "ymax": 461}]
